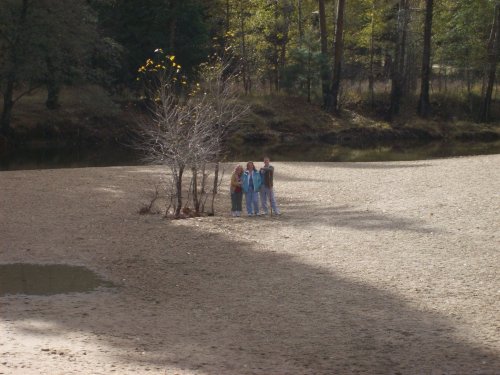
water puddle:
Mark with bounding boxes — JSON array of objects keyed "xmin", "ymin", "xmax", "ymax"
[{"xmin": 0, "ymin": 263, "xmax": 113, "ymax": 296}]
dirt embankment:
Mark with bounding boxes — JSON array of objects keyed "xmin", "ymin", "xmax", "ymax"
[{"xmin": 3, "ymin": 94, "xmax": 500, "ymax": 156}]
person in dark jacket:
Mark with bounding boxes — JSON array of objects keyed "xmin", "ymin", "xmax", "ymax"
[
  {"xmin": 259, "ymin": 156, "xmax": 280, "ymax": 215},
  {"xmin": 230, "ymin": 164, "xmax": 243, "ymax": 217}
]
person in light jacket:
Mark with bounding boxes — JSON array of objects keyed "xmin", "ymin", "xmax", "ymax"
[{"xmin": 242, "ymin": 161, "xmax": 262, "ymax": 216}]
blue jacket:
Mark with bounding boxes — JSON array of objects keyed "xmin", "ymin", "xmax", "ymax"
[{"xmin": 242, "ymin": 170, "xmax": 262, "ymax": 193}]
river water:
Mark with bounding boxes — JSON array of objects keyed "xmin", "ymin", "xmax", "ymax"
[{"xmin": 1, "ymin": 140, "xmax": 500, "ymax": 171}]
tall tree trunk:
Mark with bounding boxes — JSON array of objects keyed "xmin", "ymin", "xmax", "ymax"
[
  {"xmin": 280, "ymin": 43, "xmax": 287, "ymax": 83},
  {"xmin": 466, "ymin": 63, "xmax": 473, "ymax": 112},
  {"xmin": 273, "ymin": 43, "xmax": 280, "ymax": 92},
  {"xmin": 297, "ymin": 0, "xmax": 303, "ymax": 45},
  {"xmin": 239, "ymin": 0, "xmax": 250, "ymax": 93},
  {"xmin": 279, "ymin": 2, "xmax": 291, "ymax": 89},
  {"xmin": 307, "ymin": 44, "xmax": 312, "ymax": 103},
  {"xmin": 46, "ymin": 81, "xmax": 61, "ymax": 110},
  {"xmin": 200, "ymin": 164, "xmax": 207, "ymax": 212},
  {"xmin": 210, "ymin": 162, "xmax": 220, "ymax": 215},
  {"xmin": 466, "ymin": 66, "xmax": 472, "ymax": 97},
  {"xmin": 390, "ymin": 0, "xmax": 409, "ymax": 118},
  {"xmin": 226, "ymin": 0, "xmax": 230, "ymax": 33},
  {"xmin": 273, "ymin": 2, "xmax": 280, "ymax": 92},
  {"xmin": 417, "ymin": 0, "xmax": 434, "ymax": 118},
  {"xmin": 1, "ymin": 77, "xmax": 15, "ymax": 134},
  {"xmin": 482, "ymin": 2, "xmax": 500, "ymax": 122},
  {"xmin": 1, "ymin": 0, "xmax": 29, "ymax": 134},
  {"xmin": 192, "ymin": 167, "xmax": 200, "ymax": 214},
  {"xmin": 45, "ymin": 57, "xmax": 61, "ymax": 110},
  {"xmin": 174, "ymin": 166, "xmax": 184, "ymax": 218},
  {"xmin": 330, "ymin": 0, "xmax": 346, "ymax": 115},
  {"xmin": 318, "ymin": 0, "xmax": 330, "ymax": 108},
  {"xmin": 368, "ymin": 0, "xmax": 376, "ymax": 109}
]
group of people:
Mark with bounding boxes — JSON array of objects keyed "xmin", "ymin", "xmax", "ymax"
[{"xmin": 230, "ymin": 156, "xmax": 280, "ymax": 217}]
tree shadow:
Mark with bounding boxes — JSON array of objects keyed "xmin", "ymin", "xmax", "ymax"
[
  {"xmin": 271, "ymin": 162, "xmax": 432, "ymax": 174},
  {"xmin": 276, "ymin": 198, "xmax": 436, "ymax": 234},
  {"xmin": 318, "ymin": 162, "xmax": 434, "ymax": 169},
  {"xmin": 3, "ymin": 221, "xmax": 498, "ymax": 374}
]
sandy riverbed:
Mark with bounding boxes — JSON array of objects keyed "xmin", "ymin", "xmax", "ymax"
[{"xmin": 0, "ymin": 155, "xmax": 499, "ymax": 374}]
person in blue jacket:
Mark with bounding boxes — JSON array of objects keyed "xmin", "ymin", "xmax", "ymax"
[{"xmin": 242, "ymin": 161, "xmax": 262, "ymax": 216}]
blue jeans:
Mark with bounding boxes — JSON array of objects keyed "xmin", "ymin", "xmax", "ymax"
[
  {"xmin": 245, "ymin": 190, "xmax": 259, "ymax": 215},
  {"xmin": 260, "ymin": 186, "xmax": 279, "ymax": 214}
]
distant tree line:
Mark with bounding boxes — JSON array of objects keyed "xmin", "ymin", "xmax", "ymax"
[{"xmin": 1, "ymin": 0, "xmax": 499, "ymax": 135}]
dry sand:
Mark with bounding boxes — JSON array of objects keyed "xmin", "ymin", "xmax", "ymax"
[{"xmin": 0, "ymin": 155, "xmax": 499, "ymax": 374}]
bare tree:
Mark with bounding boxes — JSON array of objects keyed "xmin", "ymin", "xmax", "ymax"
[{"xmin": 135, "ymin": 52, "xmax": 248, "ymax": 218}]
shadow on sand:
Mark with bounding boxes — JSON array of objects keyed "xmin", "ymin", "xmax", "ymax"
[{"xmin": 3, "ymin": 220, "xmax": 498, "ymax": 374}]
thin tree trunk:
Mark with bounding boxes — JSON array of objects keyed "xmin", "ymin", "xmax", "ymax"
[
  {"xmin": 200, "ymin": 164, "xmax": 207, "ymax": 212},
  {"xmin": 274, "ymin": 43, "xmax": 280, "ymax": 92},
  {"xmin": 466, "ymin": 67, "xmax": 472, "ymax": 96},
  {"xmin": 192, "ymin": 167, "xmax": 200, "ymax": 214},
  {"xmin": 273, "ymin": 2, "xmax": 280, "ymax": 92},
  {"xmin": 1, "ymin": 0, "xmax": 29, "ymax": 134},
  {"xmin": 174, "ymin": 166, "xmax": 184, "ymax": 218},
  {"xmin": 280, "ymin": 43, "xmax": 287, "ymax": 83},
  {"xmin": 46, "ymin": 82, "xmax": 61, "ymax": 110},
  {"xmin": 298, "ymin": 0, "xmax": 303, "ymax": 45},
  {"xmin": 482, "ymin": 3, "xmax": 500, "ymax": 122},
  {"xmin": 330, "ymin": 0, "xmax": 346, "ymax": 115},
  {"xmin": 307, "ymin": 44, "xmax": 312, "ymax": 103},
  {"xmin": 239, "ymin": 0, "xmax": 250, "ymax": 93},
  {"xmin": 318, "ymin": 0, "xmax": 330, "ymax": 108},
  {"xmin": 1, "ymin": 77, "xmax": 15, "ymax": 134},
  {"xmin": 226, "ymin": 0, "xmax": 230, "ymax": 33},
  {"xmin": 46, "ymin": 57, "xmax": 61, "ymax": 110},
  {"xmin": 210, "ymin": 161, "xmax": 220, "ymax": 215},
  {"xmin": 390, "ymin": 0, "xmax": 409, "ymax": 117},
  {"xmin": 465, "ymin": 65, "xmax": 473, "ymax": 112},
  {"xmin": 444, "ymin": 66, "xmax": 448, "ymax": 94},
  {"xmin": 417, "ymin": 0, "xmax": 434, "ymax": 118},
  {"xmin": 368, "ymin": 0, "xmax": 376, "ymax": 109},
  {"xmin": 280, "ymin": 3, "xmax": 291, "ymax": 89}
]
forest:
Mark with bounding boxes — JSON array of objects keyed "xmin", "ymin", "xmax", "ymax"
[{"xmin": 1, "ymin": 0, "xmax": 500, "ymax": 151}]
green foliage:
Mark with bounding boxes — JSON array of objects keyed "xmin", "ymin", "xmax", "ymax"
[
  {"xmin": 95, "ymin": 0, "xmax": 212, "ymax": 83},
  {"xmin": 0, "ymin": 0, "xmax": 98, "ymax": 88},
  {"xmin": 433, "ymin": 0, "xmax": 493, "ymax": 69},
  {"xmin": 347, "ymin": 0, "xmax": 394, "ymax": 65},
  {"xmin": 2, "ymin": 0, "xmax": 500, "ymax": 127},
  {"xmin": 281, "ymin": 33, "xmax": 323, "ymax": 98}
]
